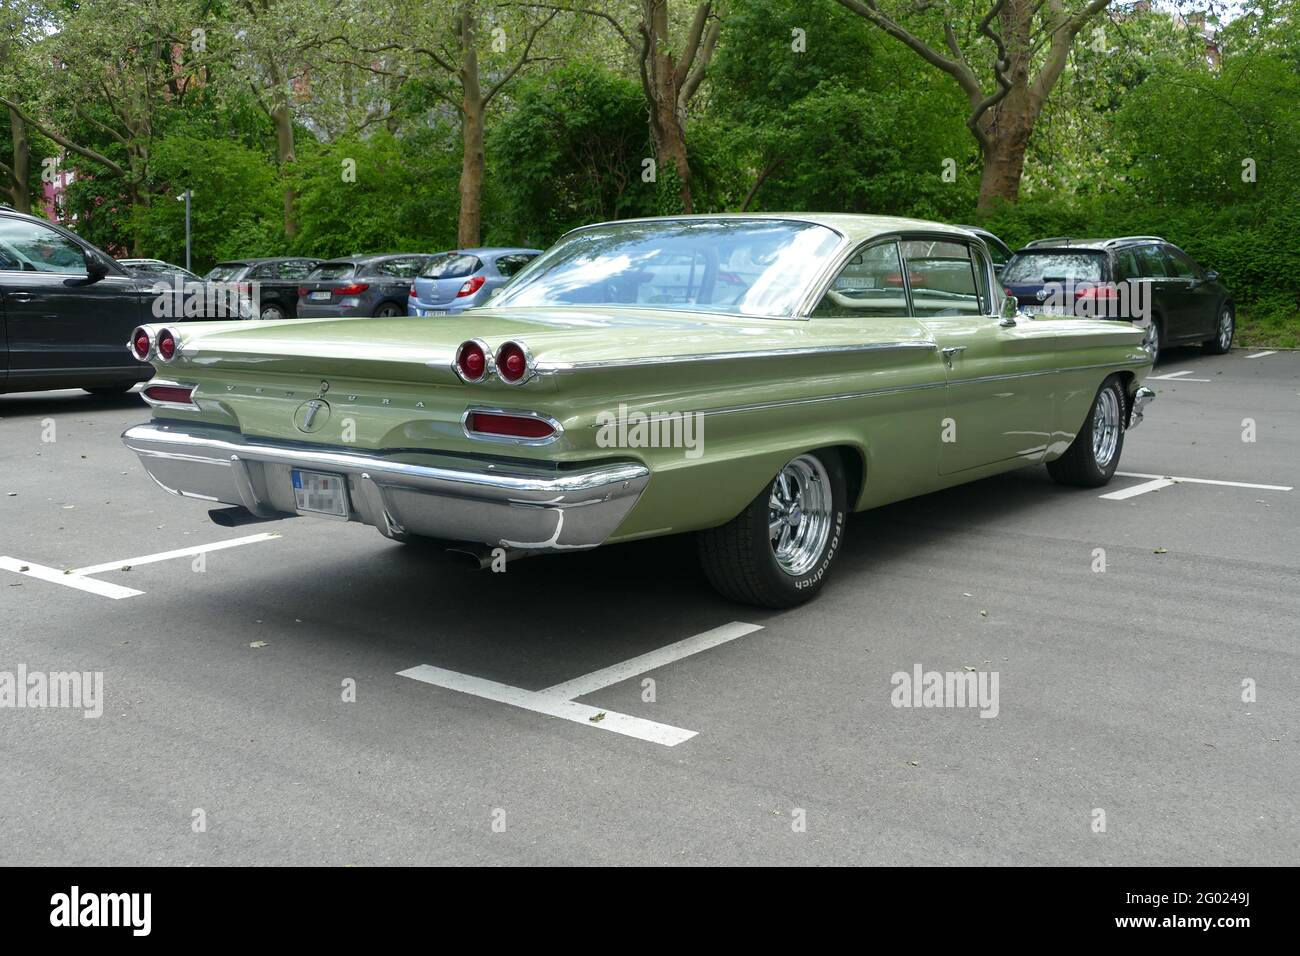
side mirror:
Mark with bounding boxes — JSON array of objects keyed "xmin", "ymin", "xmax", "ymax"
[
  {"xmin": 1205, "ymin": 270, "xmax": 1220, "ymax": 283},
  {"xmin": 999, "ymin": 292, "xmax": 1019, "ymax": 326},
  {"xmin": 85, "ymin": 253, "xmax": 109, "ymax": 283}
]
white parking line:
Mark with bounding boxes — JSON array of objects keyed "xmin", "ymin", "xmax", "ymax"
[
  {"xmin": 398, "ymin": 621, "xmax": 764, "ymax": 746},
  {"xmin": 1245, "ymin": 350, "xmax": 1278, "ymax": 359},
  {"xmin": 1100, "ymin": 477, "xmax": 1176, "ymax": 500},
  {"xmin": 1115, "ymin": 471, "xmax": 1292, "ymax": 491},
  {"xmin": 0, "ymin": 532, "xmax": 282, "ymax": 599},
  {"xmin": 0, "ymin": 557, "xmax": 143, "ymax": 599},
  {"xmin": 1148, "ymin": 370, "xmax": 1212, "ymax": 382},
  {"xmin": 69, "ymin": 532, "xmax": 279, "ymax": 576}
]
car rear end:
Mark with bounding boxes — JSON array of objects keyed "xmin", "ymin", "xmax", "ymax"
[
  {"xmin": 1002, "ymin": 247, "xmax": 1124, "ymax": 319},
  {"xmin": 296, "ymin": 261, "xmax": 370, "ymax": 318},
  {"xmin": 408, "ymin": 252, "xmax": 487, "ymax": 315}
]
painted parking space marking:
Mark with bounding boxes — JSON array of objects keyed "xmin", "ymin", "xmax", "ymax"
[
  {"xmin": 0, "ymin": 532, "xmax": 281, "ymax": 599},
  {"xmin": 1148, "ymin": 370, "xmax": 1212, "ymax": 382},
  {"xmin": 1102, "ymin": 471, "xmax": 1293, "ymax": 500},
  {"xmin": 68, "ymin": 532, "xmax": 280, "ymax": 576},
  {"xmin": 1245, "ymin": 350, "xmax": 1278, "ymax": 359},
  {"xmin": 0, "ymin": 557, "xmax": 143, "ymax": 599},
  {"xmin": 398, "ymin": 621, "xmax": 764, "ymax": 746}
]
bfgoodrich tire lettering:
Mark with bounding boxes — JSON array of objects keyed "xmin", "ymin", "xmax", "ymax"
[{"xmin": 697, "ymin": 450, "xmax": 848, "ymax": 608}]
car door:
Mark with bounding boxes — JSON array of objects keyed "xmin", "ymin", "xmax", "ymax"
[
  {"xmin": 902, "ymin": 237, "xmax": 1056, "ymax": 475},
  {"xmin": 0, "ymin": 215, "xmax": 144, "ymax": 388},
  {"xmin": 1131, "ymin": 243, "xmax": 1182, "ymax": 340},
  {"xmin": 1161, "ymin": 245, "xmax": 1216, "ymax": 340}
]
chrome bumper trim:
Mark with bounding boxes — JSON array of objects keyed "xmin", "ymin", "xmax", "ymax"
[
  {"xmin": 1129, "ymin": 385, "xmax": 1155, "ymax": 429},
  {"xmin": 122, "ymin": 422, "xmax": 650, "ymax": 550}
]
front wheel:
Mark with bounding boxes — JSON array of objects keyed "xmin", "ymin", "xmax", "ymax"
[
  {"xmin": 1047, "ymin": 376, "xmax": 1126, "ymax": 488},
  {"xmin": 697, "ymin": 450, "xmax": 847, "ymax": 608},
  {"xmin": 374, "ymin": 303, "xmax": 402, "ymax": 318},
  {"xmin": 260, "ymin": 304, "xmax": 286, "ymax": 321},
  {"xmin": 1203, "ymin": 305, "xmax": 1234, "ymax": 354}
]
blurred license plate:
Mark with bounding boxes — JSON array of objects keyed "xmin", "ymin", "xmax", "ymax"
[
  {"xmin": 292, "ymin": 469, "xmax": 348, "ymax": 518},
  {"xmin": 1024, "ymin": 304, "xmax": 1069, "ymax": 316},
  {"xmin": 420, "ymin": 309, "xmax": 447, "ymax": 316},
  {"xmin": 309, "ymin": 291, "xmax": 330, "ymax": 301}
]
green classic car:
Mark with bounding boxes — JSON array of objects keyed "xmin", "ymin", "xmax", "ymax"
[{"xmin": 122, "ymin": 215, "xmax": 1155, "ymax": 607}]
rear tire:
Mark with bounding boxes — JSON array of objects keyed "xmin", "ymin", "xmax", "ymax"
[
  {"xmin": 1047, "ymin": 376, "xmax": 1126, "ymax": 488},
  {"xmin": 1203, "ymin": 304, "xmax": 1234, "ymax": 354},
  {"xmin": 697, "ymin": 450, "xmax": 847, "ymax": 608},
  {"xmin": 260, "ymin": 304, "xmax": 286, "ymax": 321},
  {"xmin": 374, "ymin": 303, "xmax": 402, "ymax": 318}
]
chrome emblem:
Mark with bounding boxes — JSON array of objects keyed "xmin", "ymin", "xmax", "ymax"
[
  {"xmin": 294, "ymin": 398, "xmax": 331, "ymax": 433},
  {"xmin": 1035, "ymin": 289, "xmax": 1048, "ymax": 302}
]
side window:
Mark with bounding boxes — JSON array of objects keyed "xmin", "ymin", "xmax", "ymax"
[
  {"xmin": 249, "ymin": 263, "xmax": 275, "ymax": 280},
  {"xmin": 811, "ymin": 241, "xmax": 907, "ymax": 318},
  {"xmin": 1135, "ymin": 245, "xmax": 1169, "ymax": 278},
  {"xmin": 0, "ymin": 218, "xmax": 88, "ymax": 274},
  {"xmin": 278, "ymin": 260, "xmax": 313, "ymax": 280},
  {"xmin": 901, "ymin": 239, "xmax": 983, "ymax": 318},
  {"xmin": 496, "ymin": 254, "xmax": 536, "ymax": 277},
  {"xmin": 378, "ymin": 257, "xmax": 423, "ymax": 278},
  {"xmin": 1114, "ymin": 250, "xmax": 1139, "ymax": 281},
  {"xmin": 1162, "ymin": 246, "xmax": 1200, "ymax": 280}
]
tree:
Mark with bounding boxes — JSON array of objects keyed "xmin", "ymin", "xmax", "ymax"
[
  {"xmin": 834, "ymin": 0, "xmax": 1113, "ymax": 210},
  {"xmin": 530, "ymin": 1, "xmax": 721, "ymax": 213}
]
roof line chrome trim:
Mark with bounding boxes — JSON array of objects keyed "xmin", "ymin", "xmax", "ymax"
[{"xmin": 536, "ymin": 340, "xmax": 938, "ymax": 374}]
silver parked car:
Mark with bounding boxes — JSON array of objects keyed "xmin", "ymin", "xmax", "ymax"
[
  {"xmin": 296, "ymin": 254, "xmax": 434, "ymax": 318},
  {"xmin": 408, "ymin": 248, "xmax": 542, "ymax": 316}
]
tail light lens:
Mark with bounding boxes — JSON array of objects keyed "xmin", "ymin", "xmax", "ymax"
[
  {"xmin": 466, "ymin": 411, "xmax": 556, "ymax": 441},
  {"xmin": 156, "ymin": 328, "xmax": 178, "ymax": 362},
  {"xmin": 129, "ymin": 326, "xmax": 152, "ymax": 361},
  {"xmin": 409, "ymin": 285, "xmax": 417, "ymax": 298},
  {"xmin": 495, "ymin": 341, "xmax": 530, "ymax": 383},
  {"xmin": 335, "ymin": 283, "xmax": 370, "ymax": 296},
  {"xmin": 298, "ymin": 286, "xmax": 310, "ymax": 297},
  {"xmin": 457, "ymin": 275, "xmax": 486, "ymax": 298},
  {"xmin": 142, "ymin": 383, "xmax": 196, "ymax": 406},
  {"xmin": 454, "ymin": 340, "xmax": 489, "ymax": 383}
]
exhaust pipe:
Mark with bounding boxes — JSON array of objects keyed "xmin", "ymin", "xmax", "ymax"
[
  {"xmin": 443, "ymin": 544, "xmax": 540, "ymax": 570},
  {"xmin": 208, "ymin": 506, "xmax": 294, "ymax": 528}
]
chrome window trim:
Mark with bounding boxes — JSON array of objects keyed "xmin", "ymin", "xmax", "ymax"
[{"xmin": 461, "ymin": 406, "xmax": 564, "ymax": 446}]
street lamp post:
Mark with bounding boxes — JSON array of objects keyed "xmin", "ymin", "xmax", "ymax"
[{"xmin": 177, "ymin": 190, "xmax": 193, "ymax": 271}]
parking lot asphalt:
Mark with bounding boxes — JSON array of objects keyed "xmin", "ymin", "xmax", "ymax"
[{"xmin": 1, "ymin": 345, "xmax": 1296, "ymax": 866}]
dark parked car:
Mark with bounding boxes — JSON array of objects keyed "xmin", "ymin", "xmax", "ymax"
[
  {"xmin": 203, "ymin": 257, "xmax": 322, "ymax": 321},
  {"xmin": 408, "ymin": 247, "xmax": 541, "ymax": 315},
  {"xmin": 296, "ymin": 254, "xmax": 434, "ymax": 318},
  {"xmin": 0, "ymin": 206, "xmax": 157, "ymax": 395},
  {"xmin": 957, "ymin": 225, "xmax": 1013, "ymax": 276},
  {"xmin": 1002, "ymin": 236, "xmax": 1233, "ymax": 361}
]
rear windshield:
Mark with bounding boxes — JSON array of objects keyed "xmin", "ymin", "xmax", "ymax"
[
  {"xmin": 204, "ymin": 264, "xmax": 245, "ymax": 281},
  {"xmin": 1003, "ymin": 251, "xmax": 1105, "ymax": 283},
  {"xmin": 420, "ymin": 253, "xmax": 482, "ymax": 279},
  {"xmin": 309, "ymin": 262, "xmax": 356, "ymax": 280}
]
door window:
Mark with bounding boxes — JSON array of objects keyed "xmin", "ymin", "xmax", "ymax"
[
  {"xmin": 1134, "ymin": 245, "xmax": 1169, "ymax": 278},
  {"xmin": 0, "ymin": 218, "xmax": 88, "ymax": 274},
  {"xmin": 811, "ymin": 241, "xmax": 907, "ymax": 318},
  {"xmin": 277, "ymin": 260, "xmax": 314, "ymax": 280},
  {"xmin": 901, "ymin": 239, "xmax": 984, "ymax": 317},
  {"xmin": 1162, "ymin": 246, "xmax": 1201, "ymax": 280}
]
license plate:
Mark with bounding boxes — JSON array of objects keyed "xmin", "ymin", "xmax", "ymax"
[
  {"xmin": 291, "ymin": 469, "xmax": 349, "ymax": 518},
  {"xmin": 1024, "ymin": 304, "xmax": 1069, "ymax": 316},
  {"xmin": 420, "ymin": 309, "xmax": 447, "ymax": 316},
  {"xmin": 309, "ymin": 290, "xmax": 331, "ymax": 301}
]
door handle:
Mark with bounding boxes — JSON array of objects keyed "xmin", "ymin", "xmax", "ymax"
[
  {"xmin": 941, "ymin": 346, "xmax": 967, "ymax": 368},
  {"xmin": 6, "ymin": 291, "xmax": 35, "ymax": 302}
]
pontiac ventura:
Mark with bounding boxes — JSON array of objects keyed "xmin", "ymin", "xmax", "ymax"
[{"xmin": 122, "ymin": 215, "xmax": 1155, "ymax": 607}]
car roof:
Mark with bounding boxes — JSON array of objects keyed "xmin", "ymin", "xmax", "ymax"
[
  {"xmin": 213, "ymin": 256, "xmax": 321, "ymax": 266},
  {"xmin": 573, "ymin": 213, "xmax": 981, "ymax": 245},
  {"xmin": 318, "ymin": 253, "xmax": 433, "ymax": 264},
  {"xmin": 1017, "ymin": 236, "xmax": 1166, "ymax": 253}
]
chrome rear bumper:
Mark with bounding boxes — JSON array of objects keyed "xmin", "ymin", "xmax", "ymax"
[
  {"xmin": 122, "ymin": 422, "xmax": 650, "ymax": 550},
  {"xmin": 1128, "ymin": 385, "xmax": 1156, "ymax": 429}
]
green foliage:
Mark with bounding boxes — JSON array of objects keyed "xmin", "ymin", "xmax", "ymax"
[{"xmin": 488, "ymin": 62, "xmax": 655, "ymax": 245}]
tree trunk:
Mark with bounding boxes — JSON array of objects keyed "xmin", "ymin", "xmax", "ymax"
[
  {"xmin": 652, "ymin": 99, "xmax": 693, "ymax": 213},
  {"xmin": 9, "ymin": 106, "xmax": 30, "ymax": 214},
  {"xmin": 976, "ymin": 127, "xmax": 1032, "ymax": 211},
  {"xmin": 645, "ymin": 0, "xmax": 694, "ymax": 213},
  {"xmin": 974, "ymin": 73, "xmax": 1037, "ymax": 212},
  {"xmin": 273, "ymin": 102, "xmax": 297, "ymax": 238},
  {"xmin": 457, "ymin": 7, "xmax": 485, "ymax": 247}
]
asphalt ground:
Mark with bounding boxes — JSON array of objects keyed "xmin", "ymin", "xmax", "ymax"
[{"xmin": 1, "ymin": 345, "xmax": 1296, "ymax": 865}]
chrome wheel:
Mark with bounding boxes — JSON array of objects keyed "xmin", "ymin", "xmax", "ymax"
[
  {"xmin": 1092, "ymin": 387, "xmax": 1121, "ymax": 468},
  {"xmin": 1218, "ymin": 309, "xmax": 1233, "ymax": 350},
  {"xmin": 768, "ymin": 454, "xmax": 833, "ymax": 576},
  {"xmin": 1145, "ymin": 320, "xmax": 1160, "ymax": 360}
]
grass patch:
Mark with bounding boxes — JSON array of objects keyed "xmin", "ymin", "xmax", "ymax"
[{"xmin": 1236, "ymin": 298, "xmax": 1300, "ymax": 349}]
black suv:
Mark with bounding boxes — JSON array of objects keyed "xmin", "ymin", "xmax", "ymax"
[
  {"xmin": 0, "ymin": 206, "xmax": 159, "ymax": 396},
  {"xmin": 1002, "ymin": 236, "xmax": 1234, "ymax": 361},
  {"xmin": 203, "ymin": 257, "xmax": 322, "ymax": 321}
]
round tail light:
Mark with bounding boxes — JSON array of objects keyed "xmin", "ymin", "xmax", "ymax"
[
  {"xmin": 157, "ymin": 328, "xmax": 178, "ymax": 362},
  {"xmin": 454, "ymin": 339, "xmax": 489, "ymax": 383},
  {"xmin": 495, "ymin": 341, "xmax": 530, "ymax": 384},
  {"xmin": 130, "ymin": 326, "xmax": 152, "ymax": 361}
]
